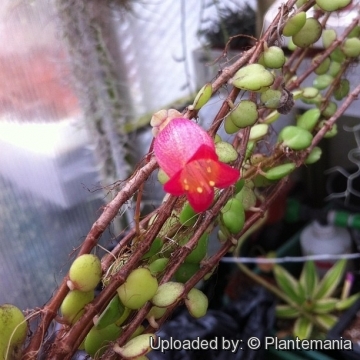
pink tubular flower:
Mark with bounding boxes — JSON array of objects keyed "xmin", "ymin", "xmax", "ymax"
[{"xmin": 154, "ymin": 118, "xmax": 240, "ymax": 212}]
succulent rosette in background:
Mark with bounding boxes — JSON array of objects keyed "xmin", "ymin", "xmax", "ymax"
[{"xmin": 154, "ymin": 118, "xmax": 240, "ymax": 212}]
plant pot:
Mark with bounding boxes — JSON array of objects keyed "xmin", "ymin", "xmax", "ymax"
[{"xmin": 328, "ymin": 298, "xmax": 360, "ymax": 360}]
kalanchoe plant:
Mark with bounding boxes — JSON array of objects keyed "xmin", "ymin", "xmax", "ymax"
[
  {"xmin": 7, "ymin": 0, "xmax": 360, "ymax": 359},
  {"xmin": 153, "ymin": 118, "xmax": 240, "ymax": 212}
]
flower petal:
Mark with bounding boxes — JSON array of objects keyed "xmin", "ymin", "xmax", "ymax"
[
  {"xmin": 156, "ymin": 122, "xmax": 240, "ymax": 213},
  {"xmin": 186, "ymin": 144, "xmax": 218, "ymax": 162},
  {"xmin": 163, "ymin": 171, "xmax": 185, "ymax": 196},
  {"xmin": 184, "ymin": 145, "xmax": 240, "ymax": 190},
  {"xmin": 154, "ymin": 119, "xmax": 215, "ymax": 177},
  {"xmin": 213, "ymin": 162, "xmax": 240, "ymax": 188},
  {"xmin": 163, "ymin": 168, "xmax": 215, "ymax": 212},
  {"xmin": 187, "ymin": 186, "xmax": 215, "ymax": 213}
]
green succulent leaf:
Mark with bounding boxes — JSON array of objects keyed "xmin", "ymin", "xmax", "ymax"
[
  {"xmin": 336, "ymin": 293, "xmax": 360, "ymax": 311},
  {"xmin": 142, "ymin": 237, "xmax": 163, "ymax": 259},
  {"xmin": 179, "ymin": 203, "xmax": 198, "ymax": 227},
  {"xmin": 296, "ymin": 108, "xmax": 320, "ymax": 132},
  {"xmin": 215, "ymin": 142, "xmax": 238, "ymax": 163},
  {"xmin": 278, "ymin": 126, "xmax": 313, "ymax": 150},
  {"xmin": 313, "ymin": 74, "xmax": 334, "ymax": 90},
  {"xmin": 234, "ymin": 179, "xmax": 245, "ymax": 194},
  {"xmin": 276, "ymin": 304, "xmax": 300, "ymax": 319},
  {"xmin": 313, "ymin": 298, "xmax": 338, "ymax": 314},
  {"xmin": 305, "ymin": 147, "xmax": 322, "ymax": 165},
  {"xmin": 184, "ymin": 233, "xmax": 209, "ymax": 263},
  {"xmin": 314, "ymin": 259, "xmax": 347, "ymax": 300},
  {"xmin": 263, "ymin": 110, "xmax": 280, "ymax": 124},
  {"xmin": 232, "ymin": 64, "xmax": 275, "ymax": 91},
  {"xmin": 263, "ymin": 163, "xmax": 296, "ymax": 181},
  {"xmin": 249, "ymin": 124, "xmax": 269, "ymax": 140},
  {"xmin": 95, "ymin": 295, "xmax": 125, "ymax": 330},
  {"xmin": 294, "ymin": 316, "xmax": 313, "ymax": 340},
  {"xmin": 300, "ymin": 261, "xmax": 318, "ymax": 299},
  {"xmin": 235, "ymin": 186, "xmax": 256, "ymax": 210},
  {"xmin": 274, "ymin": 265, "xmax": 303, "ymax": 304},
  {"xmin": 192, "ymin": 83, "xmax": 212, "ymax": 110},
  {"xmin": 315, "ymin": 313, "xmax": 338, "ymax": 331}
]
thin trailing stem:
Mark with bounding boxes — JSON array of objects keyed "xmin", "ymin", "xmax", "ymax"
[
  {"xmin": 319, "ymin": 59, "xmax": 351, "ymax": 112},
  {"xmin": 24, "ymin": 158, "xmax": 158, "ymax": 359},
  {"xmin": 102, "ymin": 180, "xmax": 287, "ymax": 359},
  {"xmin": 309, "ymin": 83, "xmax": 360, "ymax": 152},
  {"xmin": 288, "ymin": 17, "xmax": 360, "ymax": 91}
]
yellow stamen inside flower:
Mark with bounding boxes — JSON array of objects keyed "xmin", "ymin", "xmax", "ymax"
[
  {"xmin": 197, "ymin": 187, "xmax": 203, "ymax": 193},
  {"xmin": 209, "ymin": 180, "xmax": 215, "ymax": 186}
]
